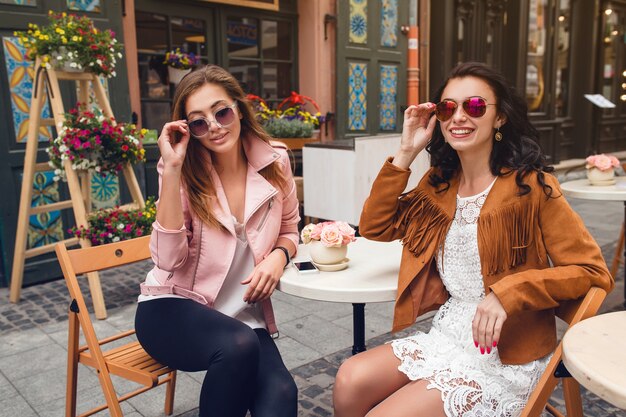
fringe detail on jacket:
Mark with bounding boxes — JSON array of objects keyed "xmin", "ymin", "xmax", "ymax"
[
  {"xmin": 478, "ymin": 201, "xmax": 541, "ymax": 276},
  {"xmin": 394, "ymin": 190, "xmax": 452, "ymax": 260}
]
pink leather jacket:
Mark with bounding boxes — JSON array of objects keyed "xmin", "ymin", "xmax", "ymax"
[{"xmin": 140, "ymin": 135, "xmax": 300, "ymax": 334}]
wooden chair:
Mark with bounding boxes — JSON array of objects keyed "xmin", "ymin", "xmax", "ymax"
[
  {"xmin": 610, "ymin": 222, "xmax": 624, "ymax": 278},
  {"xmin": 521, "ymin": 286, "xmax": 607, "ymax": 417},
  {"xmin": 55, "ymin": 236, "xmax": 176, "ymax": 417}
]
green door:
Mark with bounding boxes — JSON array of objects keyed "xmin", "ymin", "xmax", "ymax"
[
  {"xmin": 0, "ymin": 0, "xmax": 129, "ymax": 287},
  {"xmin": 336, "ymin": 0, "xmax": 409, "ymax": 139}
]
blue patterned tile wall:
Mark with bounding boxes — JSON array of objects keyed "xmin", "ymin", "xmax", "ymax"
[
  {"xmin": 350, "ymin": 0, "xmax": 367, "ymax": 44},
  {"xmin": 3, "ymin": 37, "xmax": 53, "ymax": 143},
  {"xmin": 380, "ymin": 64, "xmax": 397, "ymax": 130},
  {"xmin": 67, "ymin": 0, "xmax": 101, "ymax": 12},
  {"xmin": 0, "ymin": 0, "xmax": 36, "ymax": 5},
  {"xmin": 4, "ymin": 37, "xmax": 62, "ymax": 248},
  {"xmin": 381, "ymin": 0, "xmax": 398, "ymax": 47},
  {"xmin": 27, "ymin": 172, "xmax": 64, "ymax": 248},
  {"xmin": 91, "ymin": 173, "xmax": 120, "ymax": 210},
  {"xmin": 348, "ymin": 62, "xmax": 367, "ymax": 131}
]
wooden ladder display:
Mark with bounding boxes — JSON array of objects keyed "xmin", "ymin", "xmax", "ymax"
[{"xmin": 9, "ymin": 57, "xmax": 145, "ymax": 319}]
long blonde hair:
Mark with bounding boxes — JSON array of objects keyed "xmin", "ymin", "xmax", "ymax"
[{"xmin": 170, "ymin": 64, "xmax": 288, "ymax": 228}]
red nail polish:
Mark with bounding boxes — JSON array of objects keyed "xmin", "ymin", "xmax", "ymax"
[
  {"xmin": 487, "ymin": 347, "xmax": 491, "ymax": 354},
  {"xmin": 480, "ymin": 347, "xmax": 485, "ymax": 354},
  {"xmin": 474, "ymin": 340, "xmax": 479, "ymax": 347},
  {"xmin": 493, "ymin": 341, "xmax": 498, "ymax": 347}
]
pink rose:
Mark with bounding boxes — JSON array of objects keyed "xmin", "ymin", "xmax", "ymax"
[
  {"xmin": 320, "ymin": 223, "xmax": 344, "ymax": 247},
  {"xmin": 310, "ymin": 223, "xmax": 324, "ymax": 240},
  {"xmin": 586, "ymin": 154, "xmax": 620, "ymax": 171},
  {"xmin": 300, "ymin": 223, "xmax": 316, "ymax": 244},
  {"xmin": 337, "ymin": 221, "xmax": 356, "ymax": 245}
]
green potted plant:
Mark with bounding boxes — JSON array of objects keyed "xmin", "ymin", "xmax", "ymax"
[
  {"xmin": 14, "ymin": 10, "xmax": 123, "ymax": 78},
  {"xmin": 47, "ymin": 104, "xmax": 146, "ymax": 181},
  {"xmin": 163, "ymin": 48, "xmax": 199, "ymax": 84},
  {"xmin": 247, "ymin": 91, "xmax": 325, "ymax": 140}
]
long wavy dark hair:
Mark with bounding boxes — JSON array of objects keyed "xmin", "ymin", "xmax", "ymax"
[{"xmin": 426, "ymin": 62, "xmax": 554, "ymax": 197}]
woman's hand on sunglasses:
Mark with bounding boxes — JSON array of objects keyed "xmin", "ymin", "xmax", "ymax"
[
  {"xmin": 393, "ymin": 103, "xmax": 437, "ymax": 170},
  {"xmin": 158, "ymin": 120, "xmax": 191, "ymax": 170}
]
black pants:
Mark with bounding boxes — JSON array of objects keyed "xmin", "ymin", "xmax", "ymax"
[{"xmin": 135, "ymin": 298, "xmax": 297, "ymax": 417}]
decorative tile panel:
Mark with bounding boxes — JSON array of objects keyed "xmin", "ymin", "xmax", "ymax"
[
  {"xmin": 348, "ymin": 62, "xmax": 367, "ymax": 131},
  {"xmin": 349, "ymin": 0, "xmax": 367, "ymax": 44},
  {"xmin": 381, "ymin": 0, "xmax": 398, "ymax": 47},
  {"xmin": 66, "ymin": 0, "xmax": 101, "ymax": 12},
  {"xmin": 3, "ymin": 37, "xmax": 53, "ymax": 143},
  {"xmin": 0, "ymin": 0, "xmax": 37, "ymax": 5},
  {"xmin": 379, "ymin": 64, "xmax": 397, "ymax": 130},
  {"xmin": 27, "ymin": 171, "xmax": 64, "ymax": 249},
  {"xmin": 91, "ymin": 172, "xmax": 120, "ymax": 210}
]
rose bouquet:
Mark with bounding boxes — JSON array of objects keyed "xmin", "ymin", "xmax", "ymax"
[
  {"xmin": 15, "ymin": 10, "xmax": 123, "ymax": 77},
  {"xmin": 69, "ymin": 197, "xmax": 156, "ymax": 246},
  {"xmin": 301, "ymin": 221, "xmax": 356, "ymax": 248},
  {"xmin": 585, "ymin": 154, "xmax": 620, "ymax": 171}
]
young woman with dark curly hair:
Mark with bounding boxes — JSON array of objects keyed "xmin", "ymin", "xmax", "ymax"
[{"xmin": 333, "ymin": 62, "xmax": 613, "ymax": 417}]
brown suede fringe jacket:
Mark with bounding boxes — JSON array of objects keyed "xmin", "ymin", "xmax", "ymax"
[{"xmin": 359, "ymin": 158, "xmax": 614, "ymax": 365}]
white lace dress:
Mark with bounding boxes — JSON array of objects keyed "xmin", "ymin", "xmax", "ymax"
[{"xmin": 390, "ymin": 184, "xmax": 552, "ymax": 417}]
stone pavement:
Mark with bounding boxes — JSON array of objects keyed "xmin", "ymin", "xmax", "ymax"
[{"xmin": 1, "ymin": 195, "xmax": 625, "ymax": 417}]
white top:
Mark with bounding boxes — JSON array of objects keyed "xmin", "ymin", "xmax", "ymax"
[
  {"xmin": 562, "ymin": 311, "xmax": 626, "ymax": 409},
  {"xmin": 277, "ymin": 238, "xmax": 401, "ymax": 303},
  {"xmin": 391, "ymin": 178, "xmax": 550, "ymax": 417},
  {"xmin": 139, "ymin": 217, "xmax": 266, "ymax": 329}
]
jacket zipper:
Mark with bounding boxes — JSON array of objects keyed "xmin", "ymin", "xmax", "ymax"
[
  {"xmin": 191, "ymin": 220, "xmax": 203, "ymax": 286},
  {"xmin": 256, "ymin": 197, "xmax": 274, "ymax": 231}
]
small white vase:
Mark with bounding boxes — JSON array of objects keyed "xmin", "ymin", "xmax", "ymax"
[
  {"xmin": 168, "ymin": 66, "xmax": 191, "ymax": 85},
  {"xmin": 586, "ymin": 167, "xmax": 615, "ymax": 185},
  {"xmin": 308, "ymin": 240, "xmax": 348, "ymax": 265}
]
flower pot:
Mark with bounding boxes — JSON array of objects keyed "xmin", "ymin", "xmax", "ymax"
[
  {"xmin": 308, "ymin": 240, "xmax": 348, "ymax": 265},
  {"xmin": 586, "ymin": 167, "xmax": 615, "ymax": 185},
  {"xmin": 50, "ymin": 47, "xmax": 83, "ymax": 72},
  {"xmin": 168, "ymin": 66, "xmax": 191, "ymax": 85}
]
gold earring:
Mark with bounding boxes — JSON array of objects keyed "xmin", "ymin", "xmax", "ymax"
[{"xmin": 495, "ymin": 128, "xmax": 503, "ymax": 142}]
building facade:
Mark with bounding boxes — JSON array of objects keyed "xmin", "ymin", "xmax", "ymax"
[{"xmin": 0, "ymin": 0, "xmax": 624, "ymax": 287}]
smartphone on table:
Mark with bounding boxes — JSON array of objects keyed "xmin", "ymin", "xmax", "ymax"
[{"xmin": 293, "ymin": 261, "xmax": 319, "ymax": 274}]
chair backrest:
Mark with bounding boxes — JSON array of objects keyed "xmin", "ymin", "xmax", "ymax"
[
  {"xmin": 554, "ymin": 286, "xmax": 606, "ymax": 326},
  {"xmin": 56, "ymin": 236, "xmax": 150, "ymax": 319},
  {"xmin": 55, "ymin": 236, "xmax": 177, "ymax": 417},
  {"xmin": 521, "ymin": 286, "xmax": 607, "ymax": 417}
]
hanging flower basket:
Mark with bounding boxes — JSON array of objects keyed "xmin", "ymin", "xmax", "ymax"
[
  {"xmin": 14, "ymin": 11, "xmax": 123, "ymax": 78},
  {"xmin": 163, "ymin": 48, "xmax": 199, "ymax": 84},
  {"xmin": 167, "ymin": 66, "xmax": 191, "ymax": 85},
  {"xmin": 47, "ymin": 104, "xmax": 146, "ymax": 182}
]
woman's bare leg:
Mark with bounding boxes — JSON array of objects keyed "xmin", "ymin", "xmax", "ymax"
[
  {"xmin": 366, "ymin": 379, "xmax": 446, "ymax": 417},
  {"xmin": 333, "ymin": 343, "xmax": 410, "ymax": 417}
]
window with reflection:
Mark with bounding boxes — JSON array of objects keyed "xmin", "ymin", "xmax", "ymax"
[
  {"xmin": 227, "ymin": 16, "xmax": 294, "ymax": 101},
  {"xmin": 555, "ymin": 0, "xmax": 572, "ymax": 117},
  {"xmin": 600, "ymin": 5, "xmax": 626, "ymax": 113},
  {"xmin": 526, "ymin": 0, "xmax": 548, "ymax": 112},
  {"xmin": 136, "ymin": 11, "xmax": 206, "ymax": 130}
]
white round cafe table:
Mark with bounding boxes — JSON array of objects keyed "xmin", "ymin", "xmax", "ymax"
[
  {"xmin": 562, "ymin": 311, "xmax": 626, "ymax": 409},
  {"xmin": 278, "ymin": 237, "xmax": 401, "ymax": 354},
  {"xmin": 560, "ymin": 177, "xmax": 626, "ymax": 305}
]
